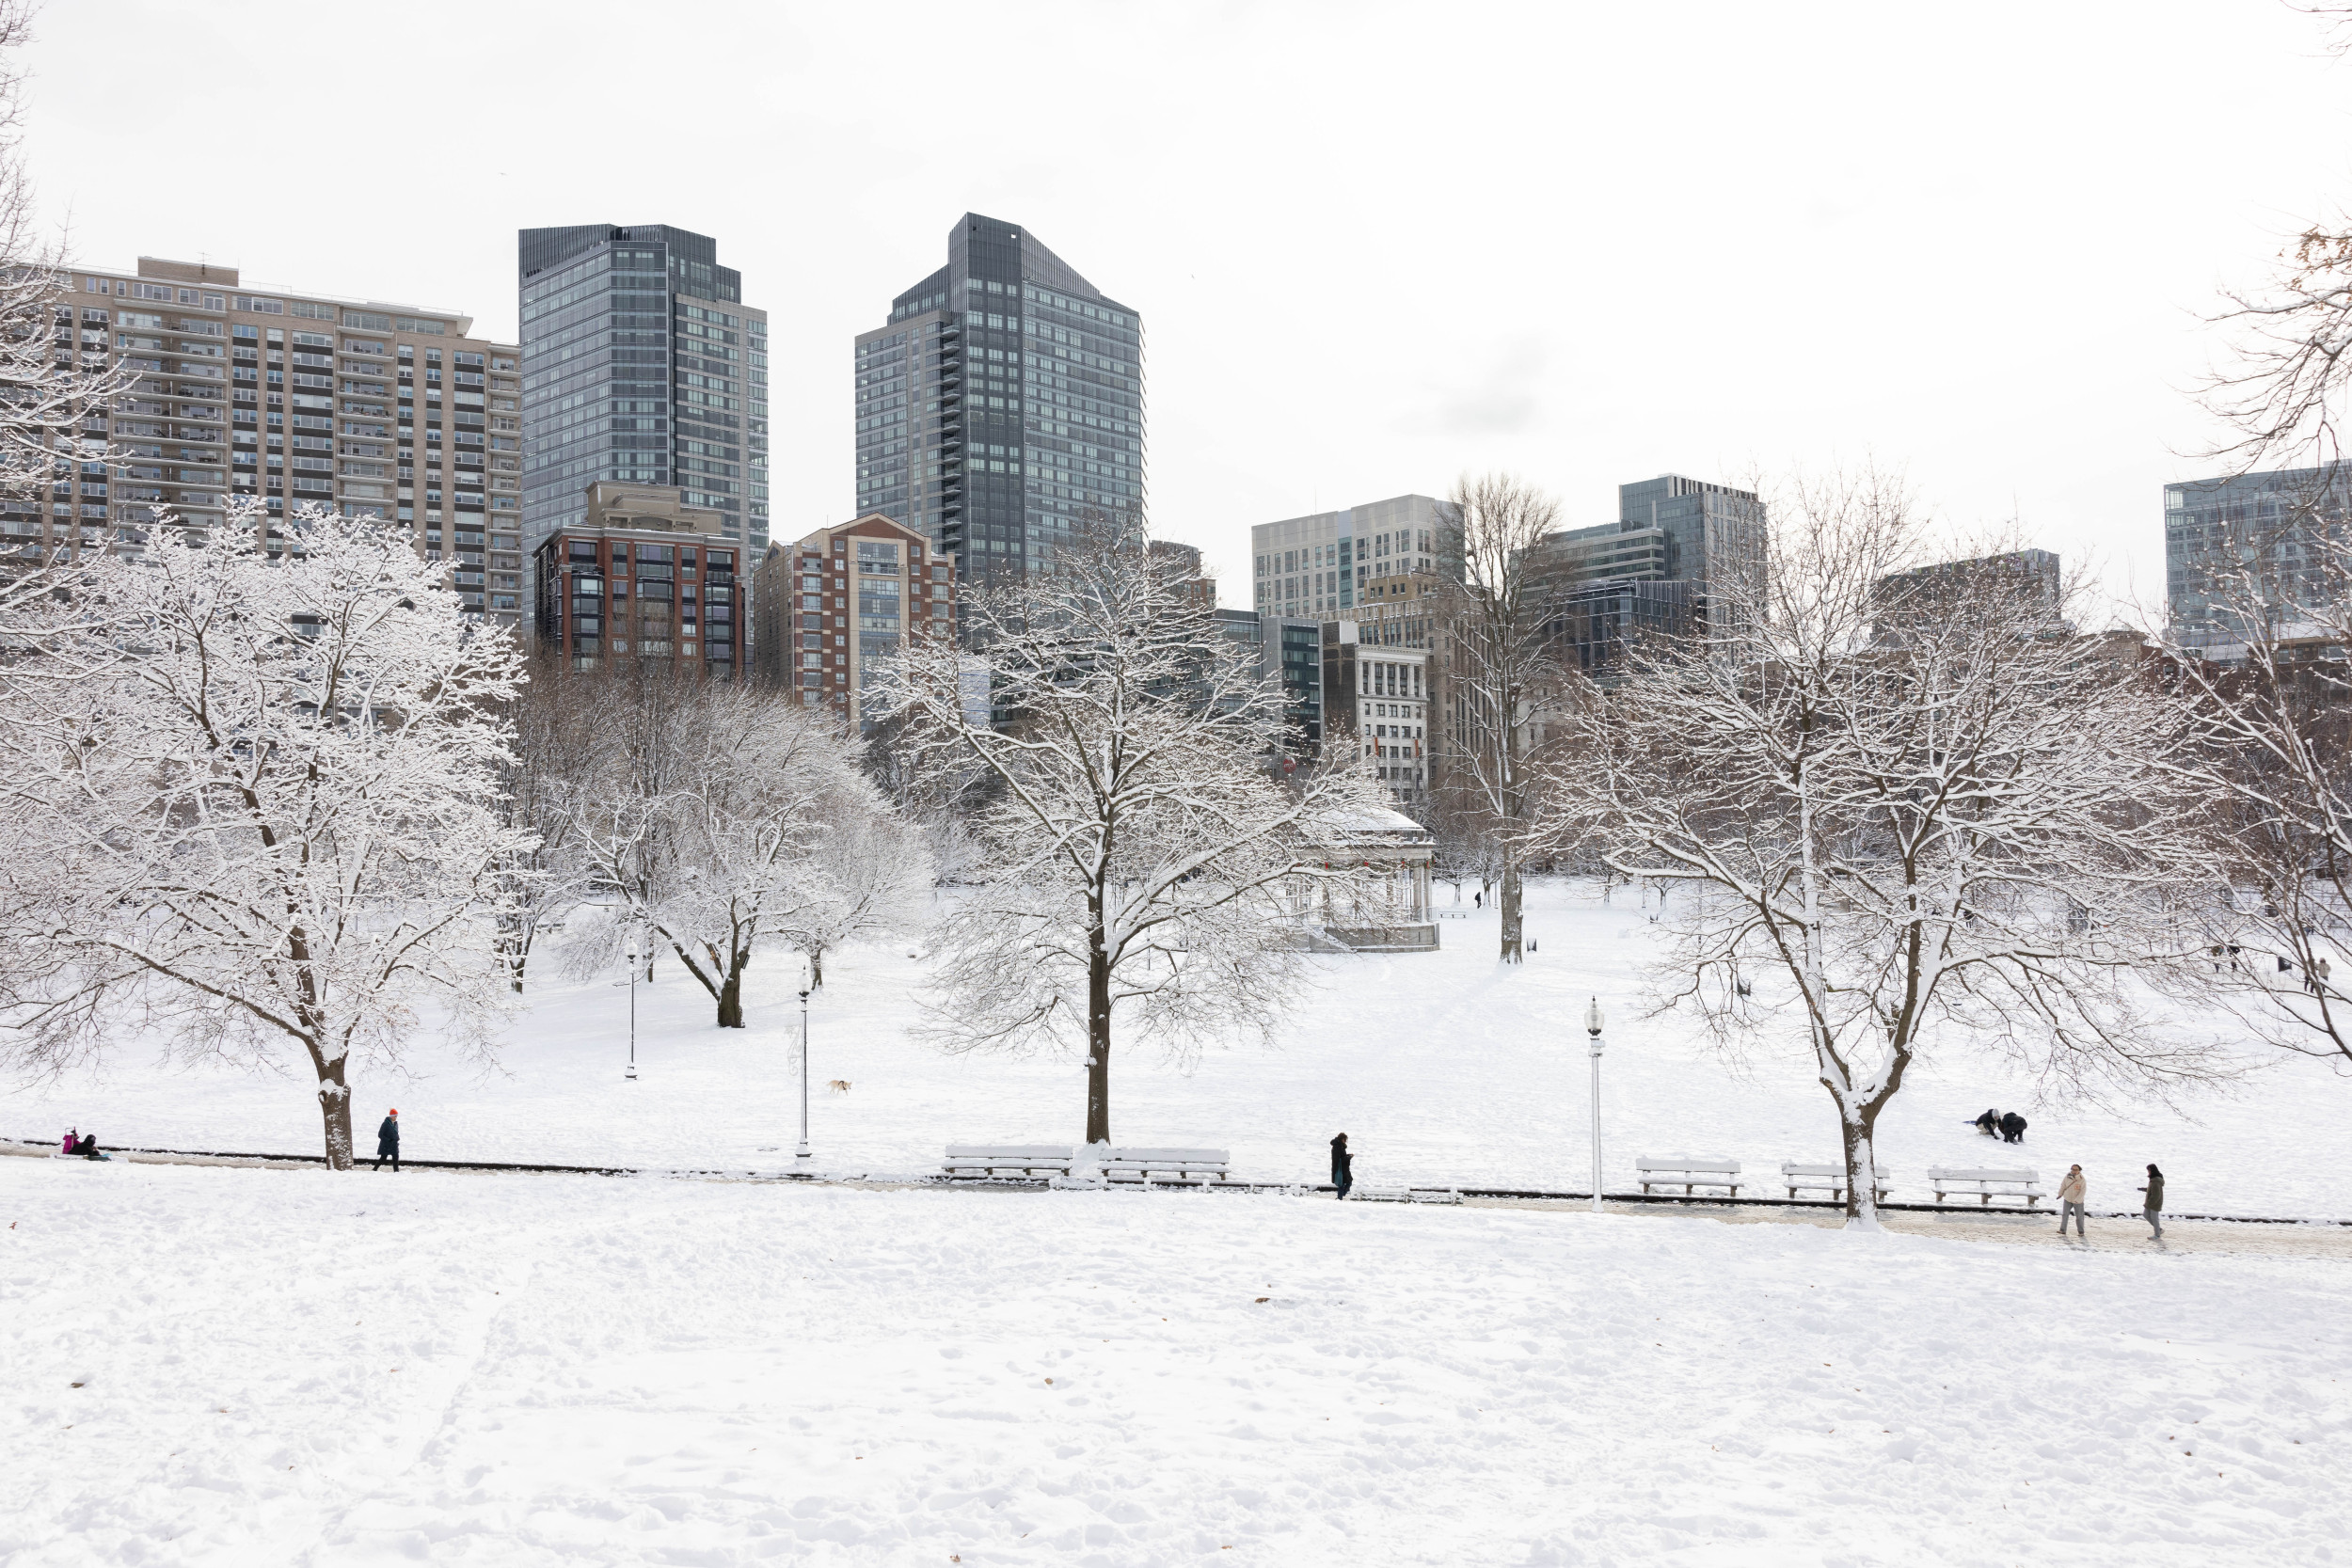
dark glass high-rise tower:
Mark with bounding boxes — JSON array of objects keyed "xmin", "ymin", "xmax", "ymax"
[
  {"xmin": 855, "ymin": 214, "xmax": 1143, "ymax": 588},
  {"xmin": 517, "ymin": 224, "xmax": 769, "ymax": 554}
]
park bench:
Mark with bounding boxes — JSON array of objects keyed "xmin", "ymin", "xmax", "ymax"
[
  {"xmin": 1928, "ymin": 1166, "xmax": 2044, "ymax": 1207},
  {"xmin": 1097, "ymin": 1148, "xmax": 1239, "ymax": 1186},
  {"xmin": 1349, "ymin": 1183, "xmax": 1464, "ymax": 1204},
  {"xmin": 1780, "ymin": 1161, "xmax": 1894, "ymax": 1202},
  {"xmin": 941, "ymin": 1145, "xmax": 1076, "ymax": 1181},
  {"xmin": 1635, "ymin": 1155, "xmax": 1744, "ymax": 1197}
]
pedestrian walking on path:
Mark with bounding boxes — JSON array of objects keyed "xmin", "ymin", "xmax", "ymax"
[
  {"xmin": 2138, "ymin": 1164, "xmax": 2165, "ymax": 1241},
  {"xmin": 1329, "ymin": 1132, "xmax": 1354, "ymax": 1200},
  {"xmin": 374, "ymin": 1109, "xmax": 401, "ymax": 1172},
  {"xmin": 2057, "ymin": 1164, "xmax": 2088, "ymax": 1236}
]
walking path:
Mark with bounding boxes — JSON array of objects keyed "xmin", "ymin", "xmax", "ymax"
[{"xmin": 12, "ymin": 1137, "xmax": 2346, "ymax": 1261}]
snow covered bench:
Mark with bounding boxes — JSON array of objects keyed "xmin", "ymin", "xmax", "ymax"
[
  {"xmin": 1636, "ymin": 1156, "xmax": 1744, "ymax": 1197},
  {"xmin": 1098, "ymin": 1148, "xmax": 1237, "ymax": 1186},
  {"xmin": 1781, "ymin": 1162, "xmax": 1894, "ymax": 1202},
  {"xmin": 942, "ymin": 1145, "xmax": 1077, "ymax": 1181},
  {"xmin": 1928, "ymin": 1167, "xmax": 2044, "ymax": 1207},
  {"xmin": 1349, "ymin": 1183, "xmax": 1463, "ymax": 1204}
]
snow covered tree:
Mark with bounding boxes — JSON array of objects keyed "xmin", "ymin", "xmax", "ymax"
[
  {"xmin": 1547, "ymin": 472, "xmax": 2232, "ymax": 1227},
  {"xmin": 2156, "ymin": 488, "xmax": 2352, "ymax": 1065},
  {"xmin": 570, "ymin": 674, "xmax": 885, "ymax": 1027},
  {"xmin": 783, "ymin": 770, "xmax": 931, "ymax": 989},
  {"xmin": 488, "ymin": 651, "xmax": 606, "ymax": 991},
  {"xmin": 0, "ymin": 500, "xmax": 532, "ymax": 1168},
  {"xmin": 872, "ymin": 519, "xmax": 1387, "ymax": 1147},
  {"xmin": 1432, "ymin": 473, "xmax": 1567, "ymax": 963}
]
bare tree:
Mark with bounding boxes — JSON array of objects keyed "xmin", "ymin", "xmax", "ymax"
[
  {"xmin": 491, "ymin": 651, "xmax": 604, "ymax": 991},
  {"xmin": 1547, "ymin": 472, "xmax": 2233, "ymax": 1227},
  {"xmin": 873, "ymin": 519, "xmax": 1385, "ymax": 1147},
  {"xmin": 782, "ymin": 767, "xmax": 931, "ymax": 989},
  {"xmin": 1433, "ymin": 472, "xmax": 1565, "ymax": 963},
  {"xmin": 0, "ymin": 501, "xmax": 532, "ymax": 1167}
]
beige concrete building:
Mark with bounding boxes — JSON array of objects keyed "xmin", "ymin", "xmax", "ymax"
[
  {"xmin": 40, "ymin": 257, "xmax": 524, "ymax": 626},
  {"xmin": 1320, "ymin": 623, "xmax": 1430, "ymax": 807},
  {"xmin": 532, "ymin": 483, "xmax": 743, "ymax": 674},
  {"xmin": 755, "ymin": 514, "xmax": 954, "ymax": 729}
]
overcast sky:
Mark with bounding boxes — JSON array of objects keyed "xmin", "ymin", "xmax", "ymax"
[{"xmin": 24, "ymin": 2, "xmax": 2352, "ymax": 620}]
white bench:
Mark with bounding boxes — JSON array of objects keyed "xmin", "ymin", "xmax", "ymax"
[
  {"xmin": 1636, "ymin": 1155, "xmax": 1743, "ymax": 1197},
  {"xmin": 1349, "ymin": 1184, "xmax": 1464, "ymax": 1204},
  {"xmin": 1781, "ymin": 1161, "xmax": 1894, "ymax": 1202},
  {"xmin": 1928, "ymin": 1166, "xmax": 2044, "ymax": 1207},
  {"xmin": 1097, "ymin": 1147, "xmax": 1237, "ymax": 1186},
  {"xmin": 942, "ymin": 1145, "xmax": 1076, "ymax": 1181}
]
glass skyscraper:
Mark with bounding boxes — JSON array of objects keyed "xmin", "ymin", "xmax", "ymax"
[
  {"xmin": 855, "ymin": 214, "xmax": 1143, "ymax": 588},
  {"xmin": 517, "ymin": 224, "xmax": 768, "ymax": 554}
]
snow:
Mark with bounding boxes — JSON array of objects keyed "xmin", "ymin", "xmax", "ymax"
[
  {"xmin": 6, "ymin": 879, "xmax": 2350, "ymax": 1219},
  {"xmin": 4, "ymin": 1158, "xmax": 2346, "ymax": 1565}
]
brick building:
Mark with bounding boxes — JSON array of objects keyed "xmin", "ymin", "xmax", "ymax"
[
  {"xmin": 532, "ymin": 482, "xmax": 742, "ymax": 673},
  {"xmin": 755, "ymin": 514, "xmax": 953, "ymax": 728}
]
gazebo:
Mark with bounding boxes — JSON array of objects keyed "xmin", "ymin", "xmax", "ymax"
[{"xmin": 1303, "ymin": 806, "xmax": 1438, "ymax": 952}]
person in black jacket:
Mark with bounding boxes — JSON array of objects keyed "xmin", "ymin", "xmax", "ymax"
[
  {"xmin": 1971, "ymin": 1108, "xmax": 2001, "ymax": 1137},
  {"xmin": 1329, "ymin": 1132, "xmax": 1353, "ymax": 1199},
  {"xmin": 373, "ymin": 1108, "xmax": 400, "ymax": 1171}
]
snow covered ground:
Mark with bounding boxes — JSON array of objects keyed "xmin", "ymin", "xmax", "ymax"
[
  {"xmin": 8, "ymin": 879, "xmax": 2351, "ymax": 1218},
  {"xmin": 4, "ymin": 1158, "xmax": 2345, "ymax": 1567}
]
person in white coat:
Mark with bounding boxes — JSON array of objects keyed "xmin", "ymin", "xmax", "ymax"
[{"xmin": 2056, "ymin": 1164, "xmax": 2087, "ymax": 1237}]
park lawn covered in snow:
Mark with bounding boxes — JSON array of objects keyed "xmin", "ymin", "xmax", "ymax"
[
  {"xmin": 8, "ymin": 879, "xmax": 2351, "ymax": 1219},
  {"xmin": 4, "ymin": 1157, "xmax": 2346, "ymax": 1567}
]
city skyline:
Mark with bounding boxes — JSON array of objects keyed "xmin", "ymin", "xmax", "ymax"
[{"xmin": 22, "ymin": 3, "xmax": 2344, "ymax": 623}]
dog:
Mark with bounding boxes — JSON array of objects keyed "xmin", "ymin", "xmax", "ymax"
[
  {"xmin": 828, "ymin": 1080, "xmax": 851, "ymax": 1095},
  {"xmin": 1999, "ymin": 1111, "xmax": 2026, "ymax": 1145}
]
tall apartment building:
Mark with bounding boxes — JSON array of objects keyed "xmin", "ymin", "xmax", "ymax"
[
  {"xmin": 856, "ymin": 214, "xmax": 1144, "ymax": 590},
  {"xmin": 1251, "ymin": 494, "xmax": 1441, "ymax": 647},
  {"xmin": 2166, "ymin": 467, "xmax": 2352, "ymax": 658},
  {"xmin": 753, "ymin": 514, "xmax": 954, "ymax": 727},
  {"xmin": 517, "ymin": 225, "xmax": 769, "ymax": 560},
  {"xmin": 530, "ymin": 483, "xmax": 743, "ymax": 674},
  {"xmin": 16, "ymin": 257, "xmax": 525, "ymax": 624}
]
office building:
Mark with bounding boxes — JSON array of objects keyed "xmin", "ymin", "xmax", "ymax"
[
  {"xmin": 1873, "ymin": 548, "xmax": 2062, "ymax": 644},
  {"xmin": 855, "ymin": 214, "xmax": 1144, "ymax": 590},
  {"xmin": 2166, "ymin": 467, "xmax": 2352, "ymax": 659},
  {"xmin": 1322, "ymin": 622, "xmax": 1429, "ymax": 805},
  {"xmin": 754, "ymin": 514, "xmax": 953, "ymax": 728},
  {"xmin": 1251, "ymin": 494, "xmax": 1440, "ymax": 644},
  {"xmin": 531, "ymin": 483, "xmax": 742, "ymax": 673},
  {"xmin": 17, "ymin": 257, "xmax": 525, "ymax": 624},
  {"xmin": 518, "ymin": 225, "xmax": 769, "ymax": 558},
  {"xmin": 1532, "ymin": 473, "xmax": 1767, "ymax": 673}
]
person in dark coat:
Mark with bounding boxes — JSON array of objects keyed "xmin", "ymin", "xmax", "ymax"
[
  {"xmin": 75, "ymin": 1132, "xmax": 109, "ymax": 1160},
  {"xmin": 2137, "ymin": 1164, "xmax": 2165, "ymax": 1241},
  {"xmin": 1971, "ymin": 1108, "xmax": 2001, "ymax": 1137},
  {"xmin": 1999, "ymin": 1111, "xmax": 2027, "ymax": 1145},
  {"xmin": 373, "ymin": 1108, "xmax": 400, "ymax": 1172},
  {"xmin": 1329, "ymin": 1132, "xmax": 1354, "ymax": 1199}
]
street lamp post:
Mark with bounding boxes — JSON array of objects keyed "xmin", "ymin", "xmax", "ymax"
[
  {"xmin": 625, "ymin": 927, "xmax": 640, "ymax": 1081},
  {"xmin": 1584, "ymin": 995, "xmax": 1605, "ymax": 1213},
  {"xmin": 795, "ymin": 955, "xmax": 813, "ymax": 1165}
]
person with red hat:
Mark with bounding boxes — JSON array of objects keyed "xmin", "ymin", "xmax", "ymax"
[{"xmin": 373, "ymin": 1108, "xmax": 400, "ymax": 1172}]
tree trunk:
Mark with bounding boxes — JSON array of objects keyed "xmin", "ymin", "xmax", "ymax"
[
  {"xmin": 717, "ymin": 949, "xmax": 746, "ymax": 1028},
  {"xmin": 314, "ymin": 1053, "xmax": 354, "ymax": 1170},
  {"xmin": 1086, "ymin": 942, "xmax": 1112, "ymax": 1148},
  {"xmin": 1498, "ymin": 859, "xmax": 1523, "ymax": 964},
  {"xmin": 1836, "ymin": 1098, "xmax": 1884, "ymax": 1231},
  {"xmin": 809, "ymin": 946, "xmax": 825, "ymax": 990}
]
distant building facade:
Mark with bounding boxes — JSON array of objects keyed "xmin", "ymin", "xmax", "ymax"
[
  {"xmin": 1532, "ymin": 473, "xmax": 1767, "ymax": 674},
  {"xmin": 29, "ymin": 256, "xmax": 525, "ymax": 625},
  {"xmin": 1251, "ymin": 494, "xmax": 1439, "ymax": 641},
  {"xmin": 2166, "ymin": 467, "xmax": 2352, "ymax": 659},
  {"xmin": 754, "ymin": 514, "xmax": 953, "ymax": 728},
  {"xmin": 1323, "ymin": 621, "xmax": 1429, "ymax": 805},
  {"xmin": 532, "ymin": 483, "xmax": 742, "ymax": 673},
  {"xmin": 856, "ymin": 214, "xmax": 1143, "ymax": 594},
  {"xmin": 1873, "ymin": 547, "xmax": 2062, "ymax": 642},
  {"xmin": 518, "ymin": 224, "xmax": 769, "ymax": 557}
]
